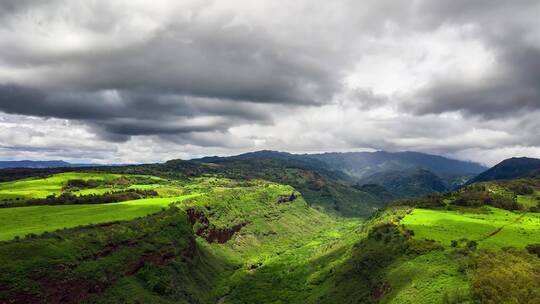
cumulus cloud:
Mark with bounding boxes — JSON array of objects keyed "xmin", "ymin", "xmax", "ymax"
[{"xmin": 0, "ymin": 0, "xmax": 539, "ymax": 165}]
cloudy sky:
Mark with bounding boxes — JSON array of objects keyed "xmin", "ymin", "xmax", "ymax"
[{"xmin": 0, "ymin": 0, "xmax": 539, "ymax": 166}]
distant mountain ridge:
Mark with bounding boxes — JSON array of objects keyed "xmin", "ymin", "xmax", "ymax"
[
  {"xmin": 307, "ymin": 151, "xmax": 486, "ymax": 179},
  {"xmin": 196, "ymin": 150, "xmax": 486, "ymax": 176},
  {"xmin": 358, "ymin": 168, "xmax": 449, "ymax": 199},
  {"xmin": 468, "ymin": 157, "xmax": 540, "ymax": 184},
  {"xmin": 0, "ymin": 160, "xmax": 94, "ymax": 169},
  {"xmin": 195, "ymin": 150, "xmax": 487, "ymax": 199}
]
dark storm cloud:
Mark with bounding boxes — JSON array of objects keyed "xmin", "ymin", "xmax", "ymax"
[
  {"xmin": 0, "ymin": 0, "xmax": 539, "ymax": 163},
  {"xmin": 0, "ymin": 6, "xmax": 342, "ymax": 104},
  {"xmin": 0, "ymin": 84, "xmax": 272, "ymax": 141},
  {"xmin": 0, "ymin": 1, "xmax": 347, "ymax": 142}
]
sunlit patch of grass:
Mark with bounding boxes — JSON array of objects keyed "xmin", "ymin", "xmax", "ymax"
[
  {"xmin": 401, "ymin": 207, "xmax": 540, "ymax": 249},
  {"xmin": 0, "ymin": 195, "xmax": 198, "ymax": 241}
]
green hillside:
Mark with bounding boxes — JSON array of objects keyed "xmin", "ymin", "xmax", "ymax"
[
  {"xmin": 0, "ymin": 172, "xmax": 122, "ymax": 201},
  {"xmin": 102, "ymin": 157, "xmax": 385, "ymax": 217},
  {"xmin": 1, "ymin": 164, "xmax": 540, "ymax": 303},
  {"xmin": 353, "ymin": 177, "xmax": 540, "ymax": 303},
  {"xmin": 0, "ymin": 171, "xmax": 369, "ymax": 303}
]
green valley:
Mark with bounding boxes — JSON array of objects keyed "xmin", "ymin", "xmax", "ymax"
[
  {"xmin": 1, "ymin": 155, "xmax": 540, "ymax": 303},
  {"xmin": 2, "ymin": 1, "xmax": 538, "ymax": 302}
]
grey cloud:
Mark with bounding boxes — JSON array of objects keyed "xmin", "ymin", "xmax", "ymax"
[
  {"xmin": 0, "ymin": 1, "xmax": 349, "ymax": 144},
  {"xmin": 0, "ymin": 0, "xmax": 539, "ymax": 164},
  {"xmin": 0, "ymin": 6, "xmax": 342, "ymax": 104},
  {"xmin": 0, "ymin": 84, "xmax": 274, "ymax": 141},
  {"xmin": 404, "ymin": 0, "xmax": 540, "ymax": 117}
]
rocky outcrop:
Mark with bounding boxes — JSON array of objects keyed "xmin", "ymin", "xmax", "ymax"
[
  {"xmin": 277, "ymin": 192, "xmax": 297, "ymax": 204},
  {"xmin": 186, "ymin": 208, "xmax": 246, "ymax": 243}
]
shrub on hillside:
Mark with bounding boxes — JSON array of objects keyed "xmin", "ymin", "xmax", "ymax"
[
  {"xmin": 392, "ymin": 193, "xmax": 445, "ymax": 208},
  {"xmin": 0, "ymin": 189, "xmax": 158, "ymax": 208},
  {"xmin": 507, "ymin": 182, "xmax": 535, "ymax": 195},
  {"xmin": 471, "ymin": 249, "xmax": 540, "ymax": 303},
  {"xmin": 63, "ymin": 179, "xmax": 102, "ymax": 190},
  {"xmin": 453, "ymin": 187, "xmax": 520, "ymax": 211}
]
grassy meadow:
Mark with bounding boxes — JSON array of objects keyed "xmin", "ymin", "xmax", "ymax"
[
  {"xmin": 0, "ymin": 172, "xmax": 169, "ymax": 202},
  {"xmin": 401, "ymin": 207, "xmax": 540, "ymax": 249},
  {"xmin": 0, "ymin": 195, "xmax": 199, "ymax": 241}
]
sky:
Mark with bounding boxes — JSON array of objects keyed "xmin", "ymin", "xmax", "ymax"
[{"xmin": 0, "ymin": 0, "xmax": 539, "ymax": 166}]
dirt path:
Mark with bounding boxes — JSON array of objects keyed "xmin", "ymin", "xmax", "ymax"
[{"xmin": 478, "ymin": 212, "xmax": 527, "ymax": 242}]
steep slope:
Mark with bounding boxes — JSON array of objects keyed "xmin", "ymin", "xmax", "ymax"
[
  {"xmin": 0, "ymin": 207, "xmax": 222, "ymax": 304},
  {"xmin": 186, "ymin": 157, "xmax": 384, "ymax": 216},
  {"xmin": 328, "ymin": 176, "xmax": 540, "ymax": 303},
  {"xmin": 358, "ymin": 169, "xmax": 448, "ymax": 199},
  {"xmin": 469, "ymin": 157, "xmax": 540, "ymax": 183}
]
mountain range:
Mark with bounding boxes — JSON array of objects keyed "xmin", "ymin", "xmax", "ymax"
[
  {"xmin": 0, "ymin": 160, "xmax": 94, "ymax": 169},
  {"xmin": 11, "ymin": 151, "xmax": 540, "ymax": 203},
  {"xmin": 195, "ymin": 150, "xmax": 487, "ymax": 199},
  {"xmin": 2, "ymin": 151, "xmax": 540, "ymax": 303}
]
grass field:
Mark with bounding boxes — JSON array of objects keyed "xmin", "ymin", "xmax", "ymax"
[
  {"xmin": 0, "ymin": 195, "xmax": 198, "ymax": 241},
  {"xmin": 517, "ymin": 191, "xmax": 540, "ymax": 209},
  {"xmin": 0, "ymin": 172, "xmax": 171, "ymax": 202},
  {"xmin": 401, "ymin": 208, "xmax": 540, "ymax": 249},
  {"xmin": 0, "ymin": 172, "xmax": 121, "ymax": 200}
]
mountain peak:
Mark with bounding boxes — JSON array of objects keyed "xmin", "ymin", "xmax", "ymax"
[{"xmin": 468, "ymin": 157, "xmax": 540, "ymax": 183}]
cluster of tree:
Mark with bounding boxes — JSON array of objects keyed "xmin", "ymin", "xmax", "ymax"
[
  {"xmin": 450, "ymin": 238, "xmax": 478, "ymax": 251},
  {"xmin": 452, "ymin": 185, "xmax": 520, "ymax": 210},
  {"xmin": 391, "ymin": 193, "xmax": 445, "ymax": 208},
  {"xmin": 507, "ymin": 182, "xmax": 535, "ymax": 195},
  {"xmin": 63, "ymin": 179, "xmax": 104, "ymax": 190},
  {"xmin": 63, "ymin": 177, "xmax": 133, "ymax": 191},
  {"xmin": 0, "ymin": 189, "xmax": 158, "ymax": 208}
]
